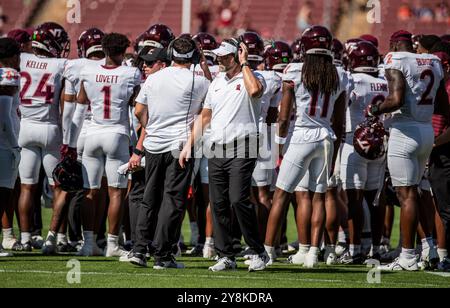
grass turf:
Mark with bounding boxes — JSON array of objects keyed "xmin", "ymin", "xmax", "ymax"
[{"xmin": 1, "ymin": 207, "xmax": 449, "ymax": 288}]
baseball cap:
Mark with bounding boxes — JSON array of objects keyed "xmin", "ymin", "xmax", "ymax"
[
  {"xmin": 390, "ymin": 30, "xmax": 413, "ymax": 43},
  {"xmin": 140, "ymin": 47, "xmax": 168, "ymax": 63},
  {"xmin": 212, "ymin": 41, "xmax": 237, "ymax": 57}
]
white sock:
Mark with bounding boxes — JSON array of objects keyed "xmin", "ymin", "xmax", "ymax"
[
  {"xmin": 421, "ymin": 237, "xmax": 434, "ymax": 250},
  {"xmin": 349, "ymin": 244, "xmax": 361, "ymax": 256},
  {"xmin": 437, "ymin": 248, "xmax": 448, "ymax": 262},
  {"xmin": 107, "ymin": 234, "xmax": 119, "ymax": 248},
  {"xmin": 299, "ymin": 244, "xmax": 310, "ymax": 254},
  {"xmin": 401, "ymin": 248, "xmax": 416, "ymax": 260},
  {"xmin": 21, "ymin": 232, "xmax": 31, "ymax": 244},
  {"xmin": 46, "ymin": 231, "xmax": 56, "ymax": 242},
  {"xmin": 264, "ymin": 245, "xmax": 275, "ymax": 258},
  {"xmin": 57, "ymin": 233, "xmax": 68, "ymax": 245},
  {"xmin": 83, "ymin": 231, "xmax": 94, "ymax": 247},
  {"xmin": 338, "ymin": 231, "xmax": 346, "ymax": 243},
  {"xmin": 309, "ymin": 246, "xmax": 320, "ymax": 256},
  {"xmin": 205, "ymin": 237, "xmax": 214, "ymax": 245},
  {"xmin": 2, "ymin": 228, "xmax": 14, "ymax": 239}
]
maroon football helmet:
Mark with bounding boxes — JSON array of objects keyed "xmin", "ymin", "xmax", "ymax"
[
  {"xmin": 32, "ymin": 22, "xmax": 70, "ymax": 58},
  {"xmin": 331, "ymin": 38, "xmax": 344, "ymax": 64},
  {"xmin": 77, "ymin": 28, "xmax": 105, "ymax": 58},
  {"xmin": 300, "ymin": 26, "xmax": 333, "ymax": 57},
  {"xmin": 7, "ymin": 29, "xmax": 31, "ymax": 45},
  {"xmin": 440, "ymin": 34, "xmax": 450, "ymax": 43},
  {"xmin": 193, "ymin": 32, "xmax": 218, "ymax": 60},
  {"xmin": 291, "ymin": 38, "xmax": 303, "ymax": 62},
  {"xmin": 264, "ymin": 41, "xmax": 292, "ymax": 72},
  {"xmin": 134, "ymin": 24, "xmax": 175, "ymax": 53},
  {"xmin": 353, "ymin": 117, "xmax": 388, "ymax": 160},
  {"xmin": 348, "ymin": 41, "xmax": 379, "ymax": 73},
  {"xmin": 239, "ymin": 32, "xmax": 265, "ymax": 62},
  {"xmin": 342, "ymin": 38, "xmax": 363, "ymax": 70}
]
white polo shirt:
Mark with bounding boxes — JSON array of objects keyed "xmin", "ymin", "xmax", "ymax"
[
  {"xmin": 203, "ymin": 71, "xmax": 266, "ymax": 145},
  {"xmin": 136, "ymin": 66, "xmax": 210, "ymax": 154}
]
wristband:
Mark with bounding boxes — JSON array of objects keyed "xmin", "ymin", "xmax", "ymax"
[
  {"xmin": 133, "ymin": 148, "xmax": 145, "ymax": 157},
  {"xmin": 241, "ymin": 62, "xmax": 250, "ymax": 68}
]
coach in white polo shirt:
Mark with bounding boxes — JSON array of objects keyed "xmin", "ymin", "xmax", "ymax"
[
  {"xmin": 180, "ymin": 38, "xmax": 269, "ymax": 272},
  {"xmin": 127, "ymin": 37, "xmax": 210, "ymax": 269}
]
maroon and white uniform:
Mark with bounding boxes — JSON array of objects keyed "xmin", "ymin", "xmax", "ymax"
[
  {"xmin": 80, "ymin": 63, "xmax": 141, "ymax": 189},
  {"xmin": 18, "ymin": 53, "xmax": 66, "ymax": 185},
  {"xmin": 340, "ymin": 73, "xmax": 388, "ymax": 190}
]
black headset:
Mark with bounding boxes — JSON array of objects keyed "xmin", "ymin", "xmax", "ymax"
[
  {"xmin": 229, "ymin": 37, "xmax": 241, "ymax": 63},
  {"xmin": 167, "ymin": 38, "xmax": 201, "ymax": 65}
]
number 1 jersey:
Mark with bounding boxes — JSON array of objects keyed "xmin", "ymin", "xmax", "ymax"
[{"xmin": 79, "ymin": 64, "xmax": 141, "ymax": 137}]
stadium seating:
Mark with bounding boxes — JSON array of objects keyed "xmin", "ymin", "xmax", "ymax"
[
  {"xmin": 371, "ymin": 0, "xmax": 449, "ymax": 54},
  {"xmin": 0, "ymin": 0, "xmax": 38, "ymax": 34}
]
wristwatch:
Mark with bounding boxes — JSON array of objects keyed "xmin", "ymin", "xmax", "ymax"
[
  {"xmin": 241, "ymin": 62, "xmax": 250, "ymax": 68},
  {"xmin": 133, "ymin": 148, "xmax": 145, "ymax": 157}
]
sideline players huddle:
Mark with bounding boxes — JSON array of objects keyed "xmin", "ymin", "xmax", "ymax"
[{"xmin": 0, "ymin": 21, "xmax": 449, "ymax": 273}]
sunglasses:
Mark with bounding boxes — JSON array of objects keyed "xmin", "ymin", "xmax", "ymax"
[{"xmin": 144, "ymin": 60, "xmax": 157, "ymax": 67}]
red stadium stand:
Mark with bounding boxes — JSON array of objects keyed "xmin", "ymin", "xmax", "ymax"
[
  {"xmin": 0, "ymin": 0, "xmax": 39, "ymax": 34},
  {"xmin": 372, "ymin": 0, "xmax": 449, "ymax": 54}
]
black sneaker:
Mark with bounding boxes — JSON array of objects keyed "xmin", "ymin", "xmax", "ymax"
[
  {"xmin": 437, "ymin": 258, "xmax": 450, "ymax": 272},
  {"xmin": 153, "ymin": 256, "xmax": 185, "ymax": 270},
  {"xmin": 339, "ymin": 251, "xmax": 364, "ymax": 265},
  {"xmin": 129, "ymin": 251, "xmax": 147, "ymax": 268},
  {"xmin": 56, "ymin": 243, "xmax": 77, "ymax": 253},
  {"xmin": 12, "ymin": 241, "xmax": 32, "ymax": 252},
  {"xmin": 186, "ymin": 244, "xmax": 204, "ymax": 257}
]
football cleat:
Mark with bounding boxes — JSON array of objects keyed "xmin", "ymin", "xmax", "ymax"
[
  {"xmin": 153, "ymin": 257, "xmax": 185, "ymax": 270},
  {"xmin": 2, "ymin": 236, "xmax": 17, "ymax": 250},
  {"xmin": 12, "ymin": 241, "xmax": 32, "ymax": 252},
  {"xmin": 0, "ymin": 244, "xmax": 13, "ymax": 257},
  {"xmin": 208, "ymin": 257, "xmax": 237, "ymax": 272},
  {"xmin": 420, "ymin": 246, "xmax": 440, "ymax": 270},
  {"xmin": 129, "ymin": 251, "xmax": 148, "ymax": 268},
  {"xmin": 203, "ymin": 243, "xmax": 217, "ymax": 259},
  {"xmin": 339, "ymin": 251, "xmax": 364, "ymax": 265},
  {"xmin": 105, "ymin": 245, "xmax": 128, "ymax": 257},
  {"xmin": 31, "ymin": 235, "xmax": 44, "ymax": 249},
  {"xmin": 76, "ymin": 244, "xmax": 93, "ymax": 257},
  {"xmin": 186, "ymin": 244, "xmax": 204, "ymax": 257},
  {"xmin": 378, "ymin": 257, "xmax": 419, "ymax": 271},
  {"xmin": 304, "ymin": 252, "xmax": 319, "ymax": 268},
  {"xmin": 288, "ymin": 251, "xmax": 308, "ymax": 265},
  {"xmin": 248, "ymin": 252, "xmax": 270, "ymax": 272}
]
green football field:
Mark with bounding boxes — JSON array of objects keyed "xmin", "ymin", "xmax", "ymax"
[{"xmin": 1, "ymin": 207, "xmax": 449, "ymax": 288}]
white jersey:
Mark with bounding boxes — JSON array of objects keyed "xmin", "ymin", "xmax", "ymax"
[
  {"xmin": 257, "ymin": 70, "xmax": 282, "ymax": 124},
  {"xmin": 79, "ymin": 64, "xmax": 141, "ymax": 137},
  {"xmin": 346, "ymin": 73, "xmax": 388, "ymax": 132},
  {"xmin": 0, "ymin": 67, "xmax": 21, "ymax": 150},
  {"xmin": 63, "ymin": 58, "xmax": 106, "ymax": 121},
  {"xmin": 384, "ymin": 52, "xmax": 444, "ymax": 124},
  {"xmin": 19, "ymin": 53, "xmax": 66, "ymax": 124},
  {"xmin": 283, "ymin": 62, "xmax": 347, "ymax": 143},
  {"xmin": 191, "ymin": 64, "xmax": 220, "ymax": 80}
]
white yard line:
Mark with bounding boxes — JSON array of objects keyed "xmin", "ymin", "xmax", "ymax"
[
  {"xmin": 0, "ymin": 269, "xmax": 444, "ymax": 287},
  {"xmin": 425, "ymin": 271, "xmax": 450, "ymax": 278}
]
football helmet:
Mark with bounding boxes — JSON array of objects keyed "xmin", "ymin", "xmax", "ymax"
[
  {"xmin": 348, "ymin": 41, "xmax": 379, "ymax": 73},
  {"xmin": 77, "ymin": 28, "xmax": 105, "ymax": 58},
  {"xmin": 264, "ymin": 41, "xmax": 292, "ymax": 72},
  {"xmin": 353, "ymin": 117, "xmax": 388, "ymax": 160},
  {"xmin": 53, "ymin": 157, "xmax": 83, "ymax": 193},
  {"xmin": 134, "ymin": 24, "xmax": 175, "ymax": 53},
  {"xmin": 300, "ymin": 26, "xmax": 333, "ymax": 57},
  {"xmin": 239, "ymin": 31, "xmax": 265, "ymax": 62},
  {"xmin": 441, "ymin": 34, "xmax": 450, "ymax": 43},
  {"xmin": 331, "ymin": 38, "xmax": 344, "ymax": 64},
  {"xmin": 193, "ymin": 32, "xmax": 218, "ymax": 61},
  {"xmin": 32, "ymin": 22, "xmax": 70, "ymax": 58},
  {"xmin": 291, "ymin": 38, "xmax": 303, "ymax": 62}
]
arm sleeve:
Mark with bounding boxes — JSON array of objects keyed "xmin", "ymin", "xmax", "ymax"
[
  {"xmin": 0, "ymin": 95, "xmax": 19, "ymax": 148},
  {"xmin": 68, "ymin": 103, "xmax": 88, "ymax": 148},
  {"xmin": 62, "ymin": 101, "xmax": 77, "ymax": 145}
]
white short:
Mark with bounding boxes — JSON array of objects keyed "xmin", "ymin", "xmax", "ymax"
[
  {"xmin": 0, "ymin": 149, "xmax": 20, "ymax": 189},
  {"xmin": 18, "ymin": 122, "xmax": 62, "ymax": 186},
  {"xmin": 277, "ymin": 138, "xmax": 333, "ymax": 194},
  {"xmin": 340, "ymin": 133, "xmax": 386, "ymax": 191},
  {"xmin": 82, "ymin": 133, "xmax": 130, "ymax": 189},
  {"xmin": 387, "ymin": 123, "xmax": 434, "ymax": 187}
]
